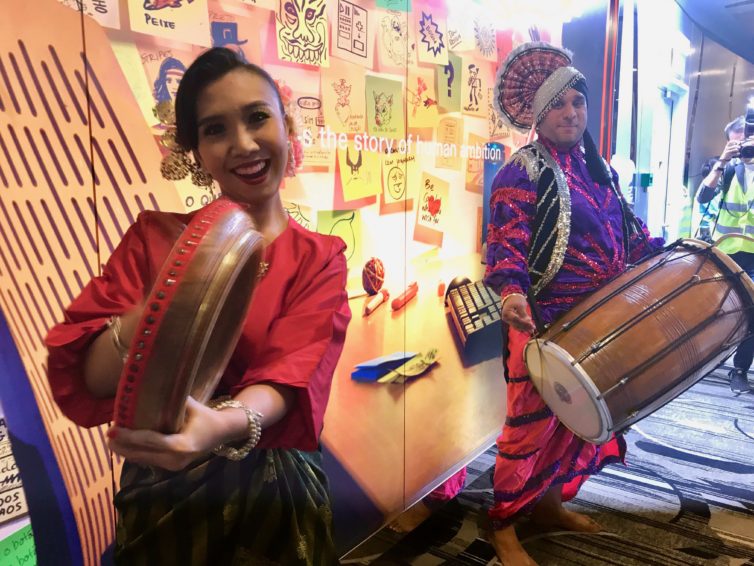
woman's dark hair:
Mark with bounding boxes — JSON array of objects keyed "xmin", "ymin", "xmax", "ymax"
[
  {"xmin": 175, "ymin": 47, "xmax": 284, "ymax": 150},
  {"xmin": 572, "ymin": 77, "xmax": 612, "ymax": 185},
  {"xmin": 153, "ymin": 57, "xmax": 186, "ymax": 103}
]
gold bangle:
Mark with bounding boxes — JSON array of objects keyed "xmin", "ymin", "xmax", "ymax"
[
  {"xmin": 501, "ymin": 292, "xmax": 526, "ymax": 309},
  {"xmin": 107, "ymin": 316, "xmax": 129, "ymax": 363},
  {"xmin": 208, "ymin": 398, "xmax": 263, "ymax": 461}
]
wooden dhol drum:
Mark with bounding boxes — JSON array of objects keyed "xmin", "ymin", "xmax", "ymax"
[
  {"xmin": 524, "ymin": 239, "xmax": 754, "ymax": 444},
  {"xmin": 114, "ymin": 198, "xmax": 265, "ymax": 433}
]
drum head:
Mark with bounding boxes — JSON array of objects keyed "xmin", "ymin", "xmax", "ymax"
[
  {"xmin": 114, "ymin": 198, "xmax": 265, "ymax": 433},
  {"xmin": 524, "ymin": 340, "xmax": 613, "ymax": 444}
]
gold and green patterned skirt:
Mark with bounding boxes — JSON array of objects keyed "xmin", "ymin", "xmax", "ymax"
[{"xmin": 114, "ymin": 449, "xmax": 339, "ymax": 565}]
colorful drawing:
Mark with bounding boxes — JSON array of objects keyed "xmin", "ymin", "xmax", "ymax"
[
  {"xmin": 376, "ymin": 0, "xmax": 411, "ymax": 10},
  {"xmin": 337, "ymin": 142, "xmax": 381, "ymax": 201},
  {"xmin": 318, "ymin": 210, "xmax": 362, "ymax": 266},
  {"xmin": 445, "ymin": 2, "xmax": 475, "ymax": 51},
  {"xmin": 373, "ymin": 92, "xmax": 394, "ymax": 129},
  {"xmin": 406, "ymin": 69, "xmax": 438, "ymax": 129},
  {"xmin": 211, "ymin": 21, "xmax": 249, "ymax": 63},
  {"xmin": 474, "ymin": 18, "xmax": 497, "ymax": 60},
  {"xmin": 382, "ymin": 149, "xmax": 417, "ymax": 207},
  {"xmin": 366, "ymin": 75, "xmax": 404, "ymax": 141},
  {"xmin": 386, "ymin": 166, "xmax": 405, "ymax": 200},
  {"xmin": 461, "ymin": 57, "xmax": 490, "ymax": 117},
  {"xmin": 377, "ymin": 10, "xmax": 415, "ymax": 68},
  {"xmin": 436, "ymin": 116, "xmax": 462, "ymax": 170},
  {"xmin": 335, "ymin": 0, "xmax": 372, "ymax": 67},
  {"xmin": 408, "ymin": 76, "xmax": 436, "ymax": 117},
  {"xmin": 322, "ymin": 59, "xmax": 366, "ymax": 134},
  {"xmin": 346, "ymin": 148, "xmax": 363, "ymax": 178},
  {"xmin": 129, "ymin": 0, "xmax": 210, "ymax": 45},
  {"xmin": 276, "ymin": 0, "xmax": 329, "ymax": 67},
  {"xmin": 418, "ymin": 12, "xmax": 443, "ymax": 56},
  {"xmin": 58, "ymin": 0, "xmax": 121, "ymax": 28},
  {"xmin": 436, "ymin": 51, "xmax": 461, "ymax": 113},
  {"xmin": 416, "ymin": 10, "xmax": 447, "ymax": 64},
  {"xmin": 153, "ymin": 57, "xmax": 185, "ymax": 103},
  {"xmin": 488, "ymin": 88, "xmax": 512, "ymax": 143},
  {"xmin": 333, "ymin": 78, "xmax": 353, "ymax": 125},
  {"xmin": 465, "ymin": 64, "xmax": 481, "ymax": 113},
  {"xmin": 144, "ymin": 0, "xmax": 191, "ymax": 8},
  {"xmin": 415, "ymin": 172, "xmax": 449, "ymax": 245},
  {"xmin": 283, "ymin": 201, "xmax": 316, "ymax": 231},
  {"xmin": 295, "ymin": 91, "xmax": 334, "ymax": 169}
]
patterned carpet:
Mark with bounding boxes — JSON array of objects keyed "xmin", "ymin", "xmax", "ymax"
[{"xmin": 342, "ymin": 364, "xmax": 754, "ymax": 565}]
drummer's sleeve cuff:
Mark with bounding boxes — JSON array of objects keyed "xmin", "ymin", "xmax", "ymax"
[{"xmin": 500, "ymin": 284, "xmax": 525, "ymax": 300}]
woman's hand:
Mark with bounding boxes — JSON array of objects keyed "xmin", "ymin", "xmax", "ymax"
[
  {"xmin": 107, "ymin": 397, "xmax": 233, "ymax": 471},
  {"xmin": 502, "ymin": 293, "xmax": 536, "ymax": 334}
]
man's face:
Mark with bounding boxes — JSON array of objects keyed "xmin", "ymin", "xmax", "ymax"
[
  {"xmin": 728, "ymin": 129, "xmax": 745, "ymax": 143},
  {"xmin": 537, "ymin": 88, "xmax": 587, "ymax": 151}
]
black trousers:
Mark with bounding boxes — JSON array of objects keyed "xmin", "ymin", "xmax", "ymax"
[{"xmin": 730, "ymin": 251, "xmax": 754, "ymax": 371}]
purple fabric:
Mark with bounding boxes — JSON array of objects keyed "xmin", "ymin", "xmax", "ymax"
[{"xmin": 484, "ymin": 140, "xmax": 661, "ymax": 321}]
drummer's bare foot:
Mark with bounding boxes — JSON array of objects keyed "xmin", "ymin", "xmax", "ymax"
[
  {"xmin": 490, "ymin": 525, "xmax": 538, "ymax": 566},
  {"xmin": 531, "ymin": 507, "xmax": 602, "ymax": 533},
  {"xmin": 529, "ymin": 484, "xmax": 602, "ymax": 533},
  {"xmin": 388, "ymin": 501, "xmax": 433, "ymax": 533}
]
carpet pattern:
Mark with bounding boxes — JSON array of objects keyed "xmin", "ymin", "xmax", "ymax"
[{"xmin": 342, "ymin": 365, "xmax": 754, "ymax": 565}]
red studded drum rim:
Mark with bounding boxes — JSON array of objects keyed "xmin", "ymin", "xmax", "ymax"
[{"xmin": 114, "ymin": 198, "xmax": 264, "ymax": 433}]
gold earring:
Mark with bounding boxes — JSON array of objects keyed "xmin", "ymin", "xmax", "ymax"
[
  {"xmin": 160, "ymin": 150, "xmax": 191, "ymax": 181},
  {"xmin": 190, "ymin": 163, "xmax": 214, "ymax": 189}
]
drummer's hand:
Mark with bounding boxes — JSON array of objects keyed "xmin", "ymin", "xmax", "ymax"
[
  {"xmin": 502, "ymin": 293, "xmax": 536, "ymax": 334},
  {"xmin": 107, "ymin": 397, "xmax": 230, "ymax": 471}
]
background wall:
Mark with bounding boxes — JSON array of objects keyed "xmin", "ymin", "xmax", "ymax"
[{"xmin": 0, "ymin": 0, "xmax": 618, "ymax": 562}]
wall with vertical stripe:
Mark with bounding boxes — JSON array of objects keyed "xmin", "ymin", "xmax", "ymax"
[{"xmin": 0, "ymin": 3, "xmax": 182, "ymax": 563}]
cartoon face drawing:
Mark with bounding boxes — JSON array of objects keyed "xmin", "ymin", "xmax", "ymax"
[
  {"xmin": 346, "ymin": 148, "xmax": 363, "ymax": 178},
  {"xmin": 373, "ymin": 91, "xmax": 393, "ymax": 127},
  {"xmin": 474, "ymin": 19, "xmax": 496, "ymax": 57},
  {"xmin": 153, "ymin": 57, "xmax": 186, "ymax": 104},
  {"xmin": 387, "ymin": 166, "xmax": 405, "ymax": 199},
  {"xmin": 278, "ymin": 0, "xmax": 328, "ymax": 65}
]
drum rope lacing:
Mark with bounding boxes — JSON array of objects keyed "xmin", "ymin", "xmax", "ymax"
[{"xmin": 527, "ymin": 238, "xmax": 754, "ymax": 440}]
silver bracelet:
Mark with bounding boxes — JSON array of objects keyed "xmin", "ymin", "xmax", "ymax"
[
  {"xmin": 208, "ymin": 398, "xmax": 263, "ymax": 461},
  {"xmin": 107, "ymin": 316, "xmax": 129, "ymax": 363}
]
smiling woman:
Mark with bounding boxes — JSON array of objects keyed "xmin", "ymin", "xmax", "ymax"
[{"xmin": 45, "ymin": 48, "xmax": 350, "ymax": 566}]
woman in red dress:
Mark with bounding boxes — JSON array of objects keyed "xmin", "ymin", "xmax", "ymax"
[{"xmin": 46, "ymin": 47, "xmax": 350, "ymax": 565}]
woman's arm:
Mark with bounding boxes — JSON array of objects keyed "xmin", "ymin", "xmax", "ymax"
[
  {"xmin": 82, "ymin": 306, "xmax": 143, "ymax": 398},
  {"xmin": 107, "ymin": 382, "xmax": 295, "ymax": 471},
  {"xmin": 108, "ymin": 238, "xmax": 351, "ymax": 468}
]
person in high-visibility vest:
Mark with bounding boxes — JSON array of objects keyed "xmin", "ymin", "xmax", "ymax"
[
  {"xmin": 698, "ymin": 115, "xmax": 754, "ymax": 394},
  {"xmin": 697, "ymin": 158, "xmax": 720, "ymax": 242}
]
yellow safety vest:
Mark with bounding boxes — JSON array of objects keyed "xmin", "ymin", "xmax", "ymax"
[
  {"xmin": 678, "ymin": 195, "xmax": 693, "ymax": 239},
  {"xmin": 713, "ymin": 171, "xmax": 754, "ymax": 254}
]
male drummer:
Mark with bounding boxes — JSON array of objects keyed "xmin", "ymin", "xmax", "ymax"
[
  {"xmin": 484, "ymin": 41, "xmax": 664, "ymax": 565},
  {"xmin": 697, "ymin": 116, "xmax": 754, "ymax": 394}
]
